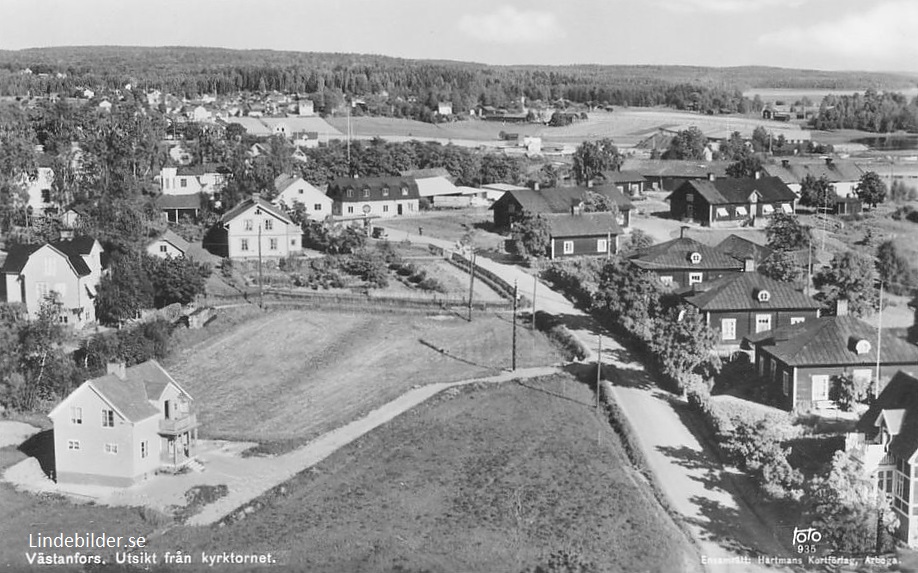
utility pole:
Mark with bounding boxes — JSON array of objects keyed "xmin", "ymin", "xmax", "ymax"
[
  {"xmin": 806, "ymin": 238, "xmax": 813, "ymax": 296},
  {"xmin": 512, "ymin": 279, "xmax": 518, "ymax": 371},
  {"xmin": 257, "ymin": 223, "xmax": 264, "ymax": 309},
  {"xmin": 467, "ymin": 251, "xmax": 476, "ymax": 322},
  {"xmin": 531, "ymin": 275, "xmax": 537, "ymax": 330},
  {"xmin": 875, "ymin": 280, "xmax": 884, "ymax": 399},
  {"xmin": 596, "ymin": 333, "xmax": 602, "ymax": 412}
]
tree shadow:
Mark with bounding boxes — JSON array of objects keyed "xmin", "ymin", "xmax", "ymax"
[
  {"xmin": 19, "ymin": 429, "xmax": 55, "ymax": 480},
  {"xmin": 418, "ymin": 338, "xmax": 500, "ymax": 371}
]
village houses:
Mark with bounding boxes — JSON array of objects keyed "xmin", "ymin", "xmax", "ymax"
[
  {"xmin": 272, "ymin": 174, "xmax": 332, "ymax": 219},
  {"xmin": 219, "ymin": 195, "xmax": 303, "ymax": 259},
  {"xmin": 326, "ymin": 176, "xmax": 421, "ymax": 219}
]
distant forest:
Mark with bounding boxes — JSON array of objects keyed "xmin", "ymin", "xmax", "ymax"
[{"xmin": 1, "ymin": 46, "xmax": 917, "ymax": 116}]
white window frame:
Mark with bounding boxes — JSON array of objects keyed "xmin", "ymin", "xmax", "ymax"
[
  {"xmin": 716, "ymin": 207, "xmax": 729, "ymax": 217},
  {"xmin": 269, "ymin": 238, "xmax": 278, "ymax": 251},
  {"xmin": 782, "ymin": 371, "xmax": 790, "ymax": 396},
  {"xmin": 44, "ymin": 257, "xmax": 57, "ymax": 275},
  {"xmin": 102, "ymin": 409, "xmax": 114, "ymax": 428},
  {"xmin": 264, "ymin": 219, "xmax": 273, "ymax": 231},
  {"xmin": 790, "ymin": 316, "xmax": 805, "ymax": 325},
  {"xmin": 721, "ymin": 318, "xmax": 737, "ymax": 341},
  {"xmin": 562, "ymin": 241, "xmax": 574, "ymax": 255},
  {"xmin": 240, "ymin": 239, "xmax": 249, "ymax": 252},
  {"xmin": 141, "ymin": 441, "xmax": 148, "ymax": 459},
  {"xmin": 811, "ymin": 375, "xmax": 830, "ymax": 401},
  {"xmin": 736, "ymin": 206, "xmax": 748, "ymax": 216},
  {"xmin": 853, "ymin": 369, "xmax": 872, "ymax": 386},
  {"xmin": 660, "ymin": 276, "xmax": 673, "ymax": 286},
  {"xmin": 383, "ymin": 205, "xmax": 389, "ymax": 213},
  {"xmin": 596, "ymin": 238, "xmax": 608, "ymax": 253},
  {"xmin": 314, "ymin": 204, "xmax": 322, "ymax": 211},
  {"xmin": 67, "ymin": 440, "xmax": 81, "ymax": 451},
  {"xmin": 104, "ymin": 443, "xmax": 118, "ymax": 455},
  {"xmin": 688, "ymin": 272, "xmax": 703, "ymax": 285},
  {"xmin": 244, "ymin": 219, "xmax": 253, "ymax": 231},
  {"xmin": 755, "ymin": 314, "xmax": 772, "ymax": 333},
  {"xmin": 347, "ymin": 206, "xmax": 354, "ymax": 214},
  {"xmin": 71, "ymin": 406, "xmax": 82, "ymax": 425},
  {"xmin": 159, "ymin": 244, "xmax": 168, "ymax": 253}
]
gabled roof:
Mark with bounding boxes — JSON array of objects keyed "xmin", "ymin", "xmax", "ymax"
[
  {"xmin": 763, "ymin": 160, "xmax": 865, "ymax": 185},
  {"xmin": 274, "ymin": 173, "xmax": 300, "ymax": 193},
  {"xmin": 413, "ymin": 176, "xmax": 460, "ymax": 198},
  {"xmin": 681, "ymin": 272, "xmax": 820, "ymax": 312},
  {"xmin": 670, "ymin": 177, "xmax": 796, "ymax": 205},
  {"xmin": 855, "ymin": 372, "xmax": 918, "ymax": 461},
  {"xmin": 1, "ymin": 244, "xmax": 41, "ymax": 274},
  {"xmin": 716, "ymin": 234, "xmax": 774, "ymax": 264},
  {"xmin": 600, "ymin": 170, "xmax": 647, "ymax": 184},
  {"xmin": 622, "ymin": 159, "xmax": 732, "ymax": 179},
  {"xmin": 1, "ymin": 242, "xmax": 91, "ymax": 277},
  {"xmin": 400, "ymin": 167, "xmax": 455, "ymax": 181},
  {"xmin": 158, "ymin": 194, "xmax": 202, "ymax": 210},
  {"xmin": 545, "ymin": 213, "xmax": 623, "ymax": 238},
  {"xmin": 326, "ymin": 177, "xmax": 421, "ymax": 202},
  {"xmin": 220, "ymin": 195, "xmax": 293, "ymax": 225},
  {"xmin": 150, "ymin": 229, "xmax": 190, "ymax": 254},
  {"xmin": 629, "ymin": 237, "xmax": 744, "ymax": 271},
  {"xmin": 745, "ymin": 316, "xmax": 918, "ymax": 367},
  {"xmin": 49, "ymin": 360, "xmax": 190, "ymax": 424},
  {"xmin": 492, "ymin": 185, "xmax": 633, "ymax": 215},
  {"xmin": 54, "ymin": 236, "xmax": 98, "ymax": 256},
  {"xmin": 50, "ymin": 241, "xmax": 93, "ymax": 276},
  {"xmin": 176, "ymin": 163, "xmax": 227, "ymax": 177}
]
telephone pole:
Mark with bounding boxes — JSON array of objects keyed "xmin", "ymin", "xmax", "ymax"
[
  {"xmin": 257, "ymin": 223, "xmax": 264, "ymax": 309},
  {"xmin": 875, "ymin": 281, "xmax": 884, "ymax": 399},
  {"xmin": 531, "ymin": 275, "xmax": 537, "ymax": 330},
  {"xmin": 467, "ymin": 251, "xmax": 476, "ymax": 322},
  {"xmin": 596, "ymin": 334, "xmax": 603, "ymax": 412},
  {"xmin": 512, "ymin": 279, "xmax": 518, "ymax": 371}
]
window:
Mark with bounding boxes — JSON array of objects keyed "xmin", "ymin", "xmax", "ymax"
[
  {"xmin": 879, "ymin": 470, "xmax": 894, "ymax": 496},
  {"xmin": 686, "ymin": 193, "xmax": 694, "ymax": 203},
  {"xmin": 67, "ymin": 440, "xmax": 80, "ymax": 451},
  {"xmin": 44, "ymin": 257, "xmax": 57, "ymax": 275},
  {"xmin": 53, "ymin": 283, "xmax": 67, "ymax": 298},
  {"xmin": 347, "ymin": 206, "xmax": 354, "ymax": 214},
  {"xmin": 291, "ymin": 239, "xmax": 296, "ymax": 246},
  {"xmin": 159, "ymin": 244, "xmax": 168, "ymax": 253},
  {"xmin": 597, "ymin": 239, "xmax": 608, "ymax": 253},
  {"xmin": 314, "ymin": 204, "xmax": 322, "ymax": 211},
  {"xmin": 71, "ymin": 407, "xmax": 82, "ymax": 425},
  {"xmin": 180, "ymin": 178, "xmax": 187, "ymax": 188},
  {"xmin": 688, "ymin": 272, "xmax": 703, "ymax": 285},
  {"xmin": 298, "ymin": 189, "xmax": 304, "ymax": 194},
  {"xmin": 269, "ymin": 238, "xmax": 278, "ymax": 250},
  {"xmin": 782, "ymin": 371, "xmax": 791, "ymax": 396},
  {"xmin": 758, "ymin": 355, "xmax": 766, "ymax": 376},
  {"xmin": 347, "ymin": 188, "xmax": 354, "ymax": 198},
  {"xmin": 141, "ymin": 441, "xmax": 148, "ymax": 459},
  {"xmin": 811, "ymin": 375, "xmax": 830, "ymax": 401},
  {"xmin": 755, "ymin": 314, "xmax": 772, "ymax": 333},
  {"xmin": 721, "ymin": 319, "xmax": 736, "ymax": 341},
  {"xmin": 102, "ymin": 409, "xmax": 114, "ymax": 427},
  {"xmin": 383, "ymin": 205, "xmax": 389, "ymax": 213},
  {"xmin": 736, "ymin": 206, "xmax": 748, "ymax": 216},
  {"xmin": 781, "ymin": 203, "xmax": 793, "ymax": 213},
  {"xmin": 363, "ymin": 188, "xmax": 370, "ymax": 198},
  {"xmin": 853, "ymin": 369, "xmax": 872, "ymax": 386},
  {"xmin": 59, "ymin": 315, "xmax": 69, "ymax": 324},
  {"xmin": 382, "ymin": 187, "xmax": 390, "ymax": 197},
  {"xmin": 716, "ymin": 207, "xmax": 729, "ymax": 217},
  {"xmin": 240, "ymin": 239, "xmax": 249, "ymax": 252},
  {"xmin": 244, "ymin": 219, "xmax": 253, "ymax": 231},
  {"xmin": 41, "ymin": 189, "xmax": 52, "ymax": 203},
  {"xmin": 264, "ymin": 219, "xmax": 273, "ymax": 231},
  {"xmin": 401, "ymin": 187, "xmax": 409, "ymax": 196},
  {"xmin": 762, "ymin": 204, "xmax": 775, "ymax": 214},
  {"xmin": 689, "ymin": 252, "xmax": 702, "ymax": 264},
  {"xmin": 790, "ymin": 316, "xmax": 805, "ymax": 325},
  {"xmin": 104, "ymin": 443, "xmax": 118, "ymax": 455},
  {"xmin": 659, "ymin": 276, "xmax": 673, "ymax": 286},
  {"xmin": 757, "ymin": 290, "xmax": 771, "ymax": 303},
  {"xmin": 563, "ymin": 241, "xmax": 574, "ymax": 255}
]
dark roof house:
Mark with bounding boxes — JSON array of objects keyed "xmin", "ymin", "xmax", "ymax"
[
  {"xmin": 667, "ymin": 176, "xmax": 796, "ymax": 227},
  {"xmin": 491, "ymin": 185, "xmax": 632, "ymax": 228}
]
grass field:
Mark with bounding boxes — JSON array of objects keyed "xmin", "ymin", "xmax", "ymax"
[
  {"xmin": 165, "ymin": 310, "xmax": 564, "ymax": 453},
  {"xmin": 381, "ymin": 208, "xmax": 506, "ymax": 251},
  {"xmin": 155, "ymin": 374, "xmax": 699, "ymax": 573}
]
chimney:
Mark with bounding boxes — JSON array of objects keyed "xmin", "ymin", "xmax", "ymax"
[
  {"xmin": 836, "ymin": 298, "xmax": 848, "ymax": 317},
  {"xmin": 680, "ymin": 225, "xmax": 689, "ymax": 239},
  {"xmin": 707, "ymin": 172, "xmax": 715, "ymax": 181},
  {"xmin": 107, "ymin": 362, "xmax": 127, "ymax": 380},
  {"xmin": 781, "ymin": 159, "xmax": 789, "ymax": 168},
  {"xmin": 743, "ymin": 257, "xmax": 755, "ymax": 272}
]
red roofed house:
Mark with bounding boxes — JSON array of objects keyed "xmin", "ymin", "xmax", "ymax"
[
  {"xmin": 627, "ymin": 231, "xmax": 744, "ymax": 289},
  {"xmin": 220, "ymin": 195, "xmax": 302, "ymax": 259},
  {"xmin": 745, "ymin": 301, "xmax": 918, "ymax": 411},
  {"xmin": 49, "ymin": 360, "xmax": 199, "ymax": 487},
  {"xmin": 1, "ymin": 237, "xmax": 103, "ymax": 327},
  {"xmin": 680, "ymin": 271, "xmax": 821, "ymax": 348},
  {"xmin": 847, "ymin": 371, "xmax": 918, "ymax": 547},
  {"xmin": 667, "ymin": 175, "xmax": 797, "ymax": 227}
]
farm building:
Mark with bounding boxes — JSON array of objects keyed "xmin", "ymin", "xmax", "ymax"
[{"xmin": 667, "ymin": 175, "xmax": 796, "ymax": 227}]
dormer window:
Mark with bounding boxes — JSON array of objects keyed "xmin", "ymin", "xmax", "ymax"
[
  {"xmin": 854, "ymin": 339, "xmax": 872, "ymax": 355},
  {"xmin": 757, "ymin": 289, "xmax": 771, "ymax": 303},
  {"xmin": 401, "ymin": 186, "xmax": 408, "ymax": 196},
  {"xmin": 689, "ymin": 252, "xmax": 702, "ymax": 265},
  {"xmin": 382, "ymin": 186, "xmax": 390, "ymax": 197},
  {"xmin": 363, "ymin": 187, "xmax": 370, "ymax": 198},
  {"xmin": 346, "ymin": 188, "xmax": 354, "ymax": 198}
]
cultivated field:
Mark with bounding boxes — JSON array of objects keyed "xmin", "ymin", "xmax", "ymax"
[
  {"xmin": 165, "ymin": 310, "xmax": 564, "ymax": 452},
  {"xmin": 156, "ymin": 374, "xmax": 699, "ymax": 573}
]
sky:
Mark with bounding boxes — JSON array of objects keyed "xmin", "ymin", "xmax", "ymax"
[{"xmin": 0, "ymin": 0, "xmax": 916, "ymax": 73}]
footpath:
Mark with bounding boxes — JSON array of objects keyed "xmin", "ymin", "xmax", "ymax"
[{"xmin": 382, "ymin": 225, "xmax": 794, "ymax": 573}]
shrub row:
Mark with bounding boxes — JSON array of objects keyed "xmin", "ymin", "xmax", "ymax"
[{"xmin": 533, "ymin": 311, "xmax": 590, "ymax": 361}]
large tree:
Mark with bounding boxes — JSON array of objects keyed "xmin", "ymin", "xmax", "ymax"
[
  {"xmin": 649, "ymin": 305, "xmax": 720, "ymax": 391},
  {"xmin": 509, "ymin": 212, "xmax": 551, "ymax": 258},
  {"xmin": 726, "ymin": 155, "xmax": 763, "ymax": 179},
  {"xmin": 814, "ymin": 250, "xmax": 879, "ymax": 317},
  {"xmin": 765, "ymin": 211, "xmax": 812, "ymax": 252},
  {"xmin": 663, "ymin": 127, "xmax": 707, "ymax": 160},
  {"xmin": 799, "ymin": 174, "xmax": 837, "ymax": 210},
  {"xmin": 593, "ymin": 259, "xmax": 665, "ymax": 342},
  {"xmin": 876, "ymin": 240, "xmax": 917, "ymax": 295},
  {"xmin": 760, "ymin": 250, "xmax": 801, "ymax": 283},
  {"xmin": 572, "ymin": 138, "xmax": 622, "ymax": 184},
  {"xmin": 855, "ymin": 171, "xmax": 887, "ymax": 209}
]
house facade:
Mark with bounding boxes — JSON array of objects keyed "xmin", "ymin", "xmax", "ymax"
[
  {"xmin": 146, "ymin": 229, "xmax": 190, "ymax": 259},
  {"xmin": 624, "ymin": 159, "xmax": 732, "ymax": 191},
  {"xmin": 49, "ymin": 361, "xmax": 199, "ymax": 487},
  {"xmin": 745, "ymin": 306, "xmax": 918, "ymax": 411},
  {"xmin": 326, "ymin": 177, "xmax": 421, "ymax": 219},
  {"xmin": 221, "ymin": 196, "xmax": 302, "ymax": 259},
  {"xmin": 272, "ymin": 174, "xmax": 331, "ymax": 220},
  {"xmin": 847, "ymin": 372, "xmax": 918, "ymax": 547},
  {"xmin": 24, "ymin": 166, "xmax": 56, "ymax": 216},
  {"xmin": 680, "ymin": 271, "xmax": 821, "ymax": 347},
  {"xmin": 160, "ymin": 165, "xmax": 227, "ymax": 197},
  {"xmin": 627, "ymin": 234, "xmax": 745, "ymax": 289},
  {"xmin": 2, "ymin": 237, "xmax": 102, "ymax": 327},
  {"xmin": 762, "ymin": 158, "xmax": 865, "ymax": 198},
  {"xmin": 668, "ymin": 176, "xmax": 796, "ymax": 227},
  {"xmin": 490, "ymin": 185, "xmax": 632, "ymax": 229},
  {"xmin": 545, "ymin": 213, "xmax": 622, "ymax": 259}
]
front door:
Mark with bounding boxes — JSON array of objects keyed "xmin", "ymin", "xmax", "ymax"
[
  {"xmin": 397, "ymin": 204, "xmax": 403, "ymax": 215},
  {"xmin": 686, "ymin": 203, "xmax": 694, "ymax": 220}
]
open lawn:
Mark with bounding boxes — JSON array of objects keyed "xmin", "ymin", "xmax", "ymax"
[
  {"xmin": 165, "ymin": 310, "xmax": 564, "ymax": 452},
  {"xmin": 156, "ymin": 374, "xmax": 699, "ymax": 573},
  {"xmin": 380, "ymin": 207, "xmax": 506, "ymax": 251}
]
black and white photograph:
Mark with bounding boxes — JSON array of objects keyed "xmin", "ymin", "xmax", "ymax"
[{"xmin": 1, "ymin": 1, "xmax": 917, "ymax": 571}]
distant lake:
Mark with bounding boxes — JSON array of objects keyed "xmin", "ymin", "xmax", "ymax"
[{"xmin": 850, "ymin": 135, "xmax": 918, "ymax": 150}]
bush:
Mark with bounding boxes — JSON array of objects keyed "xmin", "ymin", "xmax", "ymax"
[
  {"xmin": 418, "ymin": 277, "xmax": 448, "ymax": 293},
  {"xmin": 891, "ymin": 205, "xmax": 918, "ymax": 223}
]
